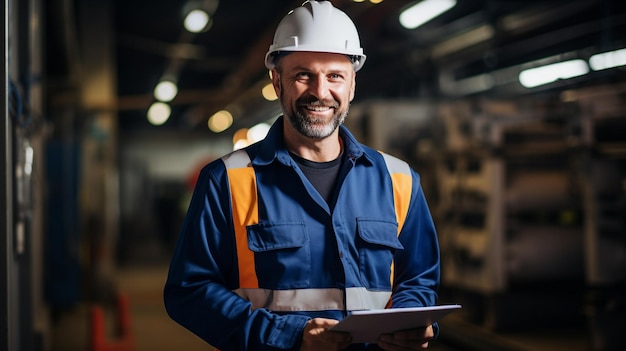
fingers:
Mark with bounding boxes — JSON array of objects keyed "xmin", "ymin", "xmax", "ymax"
[
  {"xmin": 301, "ymin": 318, "xmax": 352, "ymax": 351},
  {"xmin": 377, "ymin": 325, "xmax": 434, "ymax": 350}
]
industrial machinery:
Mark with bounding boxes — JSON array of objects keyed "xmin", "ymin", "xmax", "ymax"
[{"xmin": 348, "ymin": 91, "xmax": 626, "ymax": 350}]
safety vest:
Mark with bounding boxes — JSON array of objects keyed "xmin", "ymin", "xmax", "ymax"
[{"xmin": 221, "ymin": 148, "xmax": 412, "ymax": 311}]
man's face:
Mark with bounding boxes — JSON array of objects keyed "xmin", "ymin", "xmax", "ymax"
[{"xmin": 272, "ymin": 51, "xmax": 356, "ymax": 139}]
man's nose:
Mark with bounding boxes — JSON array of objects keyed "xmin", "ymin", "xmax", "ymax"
[{"xmin": 309, "ymin": 76, "xmax": 330, "ymax": 100}]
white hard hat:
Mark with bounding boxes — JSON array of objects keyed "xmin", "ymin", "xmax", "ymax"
[{"xmin": 265, "ymin": 1, "xmax": 366, "ymax": 72}]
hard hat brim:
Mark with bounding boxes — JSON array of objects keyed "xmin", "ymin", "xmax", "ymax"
[{"xmin": 265, "ymin": 48, "xmax": 366, "ymax": 72}]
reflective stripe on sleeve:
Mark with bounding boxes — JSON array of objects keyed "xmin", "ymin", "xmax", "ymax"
[
  {"xmin": 380, "ymin": 152, "xmax": 412, "ymax": 235},
  {"xmin": 233, "ymin": 287, "xmax": 391, "ymax": 312},
  {"xmin": 222, "ymin": 150, "xmax": 259, "ymax": 289},
  {"xmin": 380, "ymin": 152, "xmax": 413, "ymax": 307}
]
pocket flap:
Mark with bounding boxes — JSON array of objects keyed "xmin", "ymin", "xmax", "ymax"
[
  {"xmin": 247, "ymin": 222, "xmax": 308, "ymax": 252},
  {"xmin": 356, "ymin": 218, "xmax": 403, "ymax": 249}
]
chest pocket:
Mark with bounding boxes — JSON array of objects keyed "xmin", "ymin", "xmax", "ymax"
[
  {"xmin": 356, "ymin": 218, "xmax": 404, "ymax": 289},
  {"xmin": 247, "ymin": 222, "xmax": 311, "ymax": 289}
]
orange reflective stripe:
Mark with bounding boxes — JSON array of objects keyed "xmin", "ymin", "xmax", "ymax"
[
  {"xmin": 379, "ymin": 152, "xmax": 412, "ymax": 232},
  {"xmin": 380, "ymin": 152, "xmax": 413, "ymax": 304},
  {"xmin": 390, "ymin": 172, "xmax": 412, "ymax": 235},
  {"xmin": 224, "ymin": 151, "xmax": 259, "ymax": 289}
]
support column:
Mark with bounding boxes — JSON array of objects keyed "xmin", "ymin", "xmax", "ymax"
[{"xmin": 1, "ymin": 0, "xmax": 18, "ymax": 349}]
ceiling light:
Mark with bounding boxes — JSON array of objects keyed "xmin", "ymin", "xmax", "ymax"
[
  {"xmin": 370, "ymin": 0, "xmax": 384, "ymax": 3},
  {"xmin": 147, "ymin": 102, "xmax": 171, "ymax": 125},
  {"xmin": 247, "ymin": 123, "xmax": 271, "ymax": 143},
  {"xmin": 232, "ymin": 128, "xmax": 248, "ymax": 144},
  {"xmin": 233, "ymin": 139, "xmax": 250, "ymax": 151},
  {"xmin": 232, "ymin": 128, "xmax": 250, "ymax": 150},
  {"xmin": 399, "ymin": 0, "xmax": 457, "ymax": 30},
  {"xmin": 208, "ymin": 110, "xmax": 233, "ymax": 133},
  {"xmin": 154, "ymin": 80, "xmax": 178, "ymax": 102},
  {"xmin": 589, "ymin": 48, "xmax": 626, "ymax": 71},
  {"xmin": 262, "ymin": 83, "xmax": 278, "ymax": 101},
  {"xmin": 184, "ymin": 9, "xmax": 210, "ymax": 33},
  {"xmin": 519, "ymin": 59, "xmax": 589, "ymax": 88}
]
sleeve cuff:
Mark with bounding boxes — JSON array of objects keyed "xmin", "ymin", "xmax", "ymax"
[{"xmin": 267, "ymin": 314, "xmax": 311, "ymax": 349}]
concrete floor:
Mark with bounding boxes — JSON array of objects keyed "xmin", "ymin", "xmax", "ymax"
[
  {"xmin": 51, "ymin": 263, "xmax": 211, "ymax": 351},
  {"xmin": 50, "ymin": 262, "xmax": 591, "ymax": 351}
]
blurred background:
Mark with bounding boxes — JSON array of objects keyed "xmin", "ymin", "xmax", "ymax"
[{"xmin": 2, "ymin": 0, "xmax": 626, "ymax": 350}]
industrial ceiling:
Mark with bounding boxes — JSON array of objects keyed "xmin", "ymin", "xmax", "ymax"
[{"xmin": 44, "ymin": 0, "xmax": 626, "ymax": 135}]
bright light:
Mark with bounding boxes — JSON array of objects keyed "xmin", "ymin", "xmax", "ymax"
[
  {"xmin": 24, "ymin": 145, "xmax": 33, "ymax": 175},
  {"xmin": 147, "ymin": 102, "xmax": 171, "ymax": 125},
  {"xmin": 370, "ymin": 0, "xmax": 384, "ymax": 3},
  {"xmin": 519, "ymin": 59, "xmax": 589, "ymax": 88},
  {"xmin": 153, "ymin": 80, "xmax": 178, "ymax": 102},
  {"xmin": 184, "ymin": 9, "xmax": 210, "ymax": 33},
  {"xmin": 262, "ymin": 83, "xmax": 278, "ymax": 101},
  {"xmin": 589, "ymin": 48, "xmax": 626, "ymax": 71},
  {"xmin": 208, "ymin": 110, "xmax": 233, "ymax": 133},
  {"xmin": 233, "ymin": 128, "xmax": 249, "ymax": 144},
  {"xmin": 399, "ymin": 0, "xmax": 457, "ymax": 30},
  {"xmin": 233, "ymin": 128, "xmax": 250, "ymax": 150},
  {"xmin": 233, "ymin": 139, "xmax": 250, "ymax": 151},
  {"xmin": 247, "ymin": 123, "xmax": 271, "ymax": 143},
  {"xmin": 231, "ymin": 123, "xmax": 270, "ymax": 150}
]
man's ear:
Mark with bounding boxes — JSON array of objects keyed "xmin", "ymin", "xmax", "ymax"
[
  {"xmin": 349, "ymin": 73, "xmax": 356, "ymax": 102},
  {"xmin": 271, "ymin": 69, "xmax": 281, "ymax": 96}
]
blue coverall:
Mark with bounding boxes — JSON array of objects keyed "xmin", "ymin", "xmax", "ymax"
[{"xmin": 164, "ymin": 116, "xmax": 440, "ymax": 350}]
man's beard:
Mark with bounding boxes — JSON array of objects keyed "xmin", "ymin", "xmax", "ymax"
[{"xmin": 282, "ymin": 93, "xmax": 348, "ymax": 139}]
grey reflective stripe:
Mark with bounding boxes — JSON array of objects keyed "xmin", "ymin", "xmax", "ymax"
[
  {"xmin": 233, "ymin": 287, "xmax": 391, "ymax": 312},
  {"xmin": 234, "ymin": 288, "xmax": 344, "ymax": 311},
  {"xmin": 345, "ymin": 287, "xmax": 392, "ymax": 311},
  {"xmin": 222, "ymin": 149, "xmax": 251, "ymax": 169},
  {"xmin": 381, "ymin": 152, "xmax": 411, "ymax": 177}
]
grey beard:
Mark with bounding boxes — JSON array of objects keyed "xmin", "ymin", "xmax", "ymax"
[{"xmin": 286, "ymin": 106, "xmax": 348, "ymax": 139}]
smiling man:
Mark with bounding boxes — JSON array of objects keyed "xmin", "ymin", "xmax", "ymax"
[
  {"xmin": 277, "ymin": 51, "xmax": 354, "ymax": 162},
  {"xmin": 164, "ymin": 2, "xmax": 441, "ymax": 350}
]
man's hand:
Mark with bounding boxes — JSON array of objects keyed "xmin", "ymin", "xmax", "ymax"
[
  {"xmin": 300, "ymin": 318, "xmax": 352, "ymax": 351},
  {"xmin": 377, "ymin": 325, "xmax": 434, "ymax": 350}
]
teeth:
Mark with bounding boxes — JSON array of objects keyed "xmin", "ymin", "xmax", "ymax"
[{"xmin": 306, "ymin": 106, "xmax": 331, "ymax": 111}]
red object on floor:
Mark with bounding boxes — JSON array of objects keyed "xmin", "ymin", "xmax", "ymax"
[{"xmin": 90, "ymin": 294, "xmax": 136, "ymax": 351}]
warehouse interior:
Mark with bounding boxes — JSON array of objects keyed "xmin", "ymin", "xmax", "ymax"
[{"xmin": 2, "ymin": 0, "xmax": 626, "ymax": 350}]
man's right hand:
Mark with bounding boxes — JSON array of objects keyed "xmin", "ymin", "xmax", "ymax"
[{"xmin": 300, "ymin": 318, "xmax": 352, "ymax": 351}]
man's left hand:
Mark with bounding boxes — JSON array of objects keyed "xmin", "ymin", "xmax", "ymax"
[{"xmin": 377, "ymin": 325, "xmax": 434, "ymax": 350}]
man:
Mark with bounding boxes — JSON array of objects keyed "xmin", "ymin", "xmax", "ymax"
[{"xmin": 164, "ymin": 1, "xmax": 440, "ymax": 350}]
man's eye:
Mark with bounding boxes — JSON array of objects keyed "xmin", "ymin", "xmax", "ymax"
[
  {"xmin": 329, "ymin": 73, "xmax": 342, "ymax": 80},
  {"xmin": 296, "ymin": 72, "xmax": 311, "ymax": 80}
]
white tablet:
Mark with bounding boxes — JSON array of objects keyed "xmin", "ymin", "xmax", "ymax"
[{"xmin": 330, "ymin": 304, "xmax": 462, "ymax": 343}]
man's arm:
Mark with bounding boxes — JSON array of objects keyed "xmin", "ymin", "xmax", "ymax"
[
  {"xmin": 390, "ymin": 170, "xmax": 440, "ymax": 309},
  {"xmin": 163, "ymin": 164, "xmax": 310, "ymax": 350},
  {"xmin": 373, "ymin": 171, "xmax": 440, "ymax": 350}
]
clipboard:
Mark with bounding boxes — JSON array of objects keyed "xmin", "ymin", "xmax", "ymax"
[{"xmin": 330, "ymin": 304, "xmax": 462, "ymax": 343}]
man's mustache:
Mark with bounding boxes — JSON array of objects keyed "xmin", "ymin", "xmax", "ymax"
[{"xmin": 297, "ymin": 96, "xmax": 339, "ymax": 109}]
